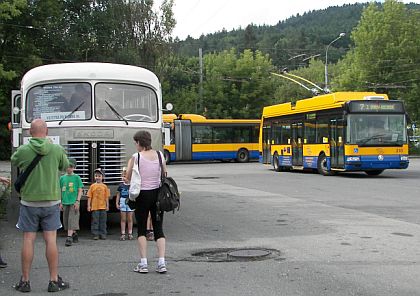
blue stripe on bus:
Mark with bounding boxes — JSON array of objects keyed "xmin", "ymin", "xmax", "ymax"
[
  {"xmin": 345, "ymin": 155, "xmax": 409, "ymax": 170},
  {"xmin": 189, "ymin": 150, "xmax": 259, "ymax": 161}
]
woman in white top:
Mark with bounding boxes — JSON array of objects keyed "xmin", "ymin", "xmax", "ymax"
[{"xmin": 126, "ymin": 130, "xmax": 168, "ymax": 274}]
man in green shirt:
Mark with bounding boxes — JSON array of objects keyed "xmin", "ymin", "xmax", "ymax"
[{"xmin": 11, "ymin": 119, "xmax": 70, "ymax": 293}]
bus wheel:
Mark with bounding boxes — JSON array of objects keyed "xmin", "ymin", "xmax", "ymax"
[
  {"xmin": 164, "ymin": 150, "xmax": 171, "ymax": 164},
  {"xmin": 236, "ymin": 149, "xmax": 249, "ymax": 163},
  {"xmin": 273, "ymin": 153, "xmax": 282, "ymax": 172},
  {"xmin": 365, "ymin": 170, "xmax": 384, "ymax": 176},
  {"xmin": 317, "ymin": 154, "xmax": 332, "ymax": 176}
]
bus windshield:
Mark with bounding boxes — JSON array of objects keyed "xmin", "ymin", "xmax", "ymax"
[
  {"xmin": 26, "ymin": 83, "xmax": 92, "ymax": 122},
  {"xmin": 347, "ymin": 114, "xmax": 406, "ymax": 146},
  {"xmin": 95, "ymin": 83, "xmax": 157, "ymax": 122}
]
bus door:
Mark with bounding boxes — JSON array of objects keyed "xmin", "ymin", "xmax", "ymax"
[
  {"xmin": 292, "ymin": 122, "xmax": 303, "ymax": 166},
  {"xmin": 262, "ymin": 124, "xmax": 271, "ymax": 164},
  {"xmin": 329, "ymin": 118, "xmax": 345, "ymax": 168},
  {"xmin": 174, "ymin": 120, "xmax": 192, "ymax": 161}
]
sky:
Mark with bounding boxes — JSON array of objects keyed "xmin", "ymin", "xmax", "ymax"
[{"xmin": 164, "ymin": 0, "xmax": 418, "ymax": 40}]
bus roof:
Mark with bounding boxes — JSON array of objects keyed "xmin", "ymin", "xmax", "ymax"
[
  {"xmin": 262, "ymin": 92, "xmax": 389, "ymax": 118},
  {"xmin": 21, "ymin": 63, "xmax": 160, "ymax": 90},
  {"xmin": 164, "ymin": 113, "xmax": 260, "ymax": 124}
]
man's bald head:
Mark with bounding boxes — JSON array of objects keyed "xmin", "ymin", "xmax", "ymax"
[{"xmin": 30, "ymin": 119, "xmax": 48, "ymax": 138}]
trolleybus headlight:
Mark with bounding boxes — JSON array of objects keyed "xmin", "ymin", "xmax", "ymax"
[
  {"xmin": 400, "ymin": 155, "xmax": 409, "ymax": 161},
  {"xmin": 347, "ymin": 156, "xmax": 360, "ymax": 162}
]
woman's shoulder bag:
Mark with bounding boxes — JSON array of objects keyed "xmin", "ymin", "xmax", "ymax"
[{"xmin": 156, "ymin": 151, "xmax": 180, "ymax": 218}]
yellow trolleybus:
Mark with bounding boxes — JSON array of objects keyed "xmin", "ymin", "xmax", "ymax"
[
  {"xmin": 163, "ymin": 114, "xmax": 260, "ymax": 164},
  {"xmin": 260, "ymin": 92, "xmax": 409, "ymax": 176}
]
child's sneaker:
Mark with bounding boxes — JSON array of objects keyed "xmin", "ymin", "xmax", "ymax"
[
  {"xmin": 127, "ymin": 234, "xmax": 134, "ymax": 240},
  {"xmin": 156, "ymin": 263, "xmax": 167, "ymax": 274},
  {"xmin": 99, "ymin": 234, "xmax": 107, "ymax": 240},
  {"xmin": 93, "ymin": 235, "xmax": 99, "ymax": 240},
  {"xmin": 72, "ymin": 232, "xmax": 79, "ymax": 243},
  {"xmin": 133, "ymin": 263, "xmax": 148, "ymax": 273},
  {"xmin": 47, "ymin": 275, "xmax": 69, "ymax": 292},
  {"xmin": 65, "ymin": 237, "xmax": 72, "ymax": 247},
  {"xmin": 0, "ymin": 256, "xmax": 7, "ymax": 268},
  {"xmin": 13, "ymin": 277, "xmax": 31, "ymax": 293}
]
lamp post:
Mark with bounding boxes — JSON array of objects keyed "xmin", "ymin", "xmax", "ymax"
[{"xmin": 324, "ymin": 32, "xmax": 345, "ymax": 91}]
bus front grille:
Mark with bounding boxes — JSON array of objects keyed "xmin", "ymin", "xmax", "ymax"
[{"xmin": 64, "ymin": 141, "xmax": 126, "ymax": 185}]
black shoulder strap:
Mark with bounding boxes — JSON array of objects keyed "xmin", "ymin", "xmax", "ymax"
[
  {"xmin": 156, "ymin": 151, "xmax": 165, "ymax": 182},
  {"xmin": 137, "ymin": 152, "xmax": 140, "ymax": 172},
  {"xmin": 20, "ymin": 154, "xmax": 43, "ymax": 181}
]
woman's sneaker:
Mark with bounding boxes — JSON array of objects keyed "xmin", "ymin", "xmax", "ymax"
[
  {"xmin": 47, "ymin": 275, "xmax": 69, "ymax": 292},
  {"xmin": 133, "ymin": 263, "xmax": 148, "ymax": 273},
  {"xmin": 13, "ymin": 277, "xmax": 31, "ymax": 293},
  {"xmin": 156, "ymin": 263, "xmax": 167, "ymax": 274}
]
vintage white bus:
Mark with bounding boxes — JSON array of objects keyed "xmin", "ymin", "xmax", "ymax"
[{"xmin": 10, "ymin": 62, "xmax": 171, "ymax": 211}]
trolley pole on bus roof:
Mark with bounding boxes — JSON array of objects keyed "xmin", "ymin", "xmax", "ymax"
[
  {"xmin": 198, "ymin": 48, "xmax": 203, "ymax": 114},
  {"xmin": 324, "ymin": 32, "xmax": 345, "ymax": 92}
]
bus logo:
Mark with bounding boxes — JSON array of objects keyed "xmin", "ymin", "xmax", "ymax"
[{"xmin": 378, "ymin": 155, "xmax": 384, "ymax": 161}]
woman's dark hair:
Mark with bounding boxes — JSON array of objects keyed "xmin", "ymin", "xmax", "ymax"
[{"xmin": 133, "ymin": 130, "xmax": 152, "ymax": 150}]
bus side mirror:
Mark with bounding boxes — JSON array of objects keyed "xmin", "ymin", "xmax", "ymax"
[{"xmin": 163, "ymin": 103, "xmax": 173, "ymax": 112}]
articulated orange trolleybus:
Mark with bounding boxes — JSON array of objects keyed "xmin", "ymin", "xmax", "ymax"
[
  {"xmin": 163, "ymin": 114, "xmax": 260, "ymax": 163},
  {"xmin": 259, "ymin": 92, "xmax": 409, "ymax": 176}
]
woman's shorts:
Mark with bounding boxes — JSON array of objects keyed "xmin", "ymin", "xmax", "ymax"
[{"xmin": 120, "ymin": 198, "xmax": 134, "ymax": 212}]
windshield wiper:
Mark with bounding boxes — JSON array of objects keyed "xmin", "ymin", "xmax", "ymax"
[
  {"xmin": 105, "ymin": 100, "xmax": 128, "ymax": 125},
  {"xmin": 357, "ymin": 134, "xmax": 386, "ymax": 145},
  {"xmin": 58, "ymin": 102, "xmax": 84, "ymax": 125}
]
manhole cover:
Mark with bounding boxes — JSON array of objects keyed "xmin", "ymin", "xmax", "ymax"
[
  {"xmin": 227, "ymin": 249, "xmax": 271, "ymax": 260},
  {"xmin": 193, "ymin": 176, "xmax": 219, "ymax": 179},
  {"xmin": 185, "ymin": 248, "xmax": 281, "ymax": 262}
]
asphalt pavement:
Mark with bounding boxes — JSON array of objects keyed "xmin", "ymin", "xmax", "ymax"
[{"xmin": 1, "ymin": 159, "xmax": 420, "ymax": 295}]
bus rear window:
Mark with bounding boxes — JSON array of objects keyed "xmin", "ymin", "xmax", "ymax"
[{"xmin": 26, "ymin": 83, "xmax": 92, "ymax": 122}]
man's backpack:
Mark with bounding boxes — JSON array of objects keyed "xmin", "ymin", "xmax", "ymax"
[{"xmin": 156, "ymin": 152, "xmax": 180, "ymax": 219}]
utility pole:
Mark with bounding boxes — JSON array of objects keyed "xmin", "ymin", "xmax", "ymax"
[{"xmin": 199, "ymin": 48, "xmax": 203, "ymax": 114}]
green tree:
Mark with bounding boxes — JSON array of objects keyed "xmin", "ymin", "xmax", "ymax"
[
  {"xmin": 336, "ymin": 0, "xmax": 420, "ymax": 121},
  {"xmin": 202, "ymin": 48, "xmax": 276, "ymax": 118}
]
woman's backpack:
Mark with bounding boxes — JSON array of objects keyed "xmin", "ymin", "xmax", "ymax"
[{"xmin": 156, "ymin": 152, "xmax": 180, "ymax": 219}]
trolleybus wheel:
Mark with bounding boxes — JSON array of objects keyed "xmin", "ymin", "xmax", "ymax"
[
  {"xmin": 236, "ymin": 148, "xmax": 249, "ymax": 163},
  {"xmin": 273, "ymin": 153, "xmax": 282, "ymax": 172},
  {"xmin": 164, "ymin": 150, "xmax": 171, "ymax": 164},
  {"xmin": 317, "ymin": 154, "xmax": 333, "ymax": 176},
  {"xmin": 365, "ymin": 170, "xmax": 384, "ymax": 176}
]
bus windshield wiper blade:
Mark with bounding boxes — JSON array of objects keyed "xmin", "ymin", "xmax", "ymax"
[
  {"xmin": 357, "ymin": 134, "xmax": 386, "ymax": 145},
  {"xmin": 58, "ymin": 102, "xmax": 84, "ymax": 125},
  {"xmin": 105, "ymin": 100, "xmax": 128, "ymax": 125}
]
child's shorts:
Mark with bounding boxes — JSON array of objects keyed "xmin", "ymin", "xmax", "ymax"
[
  {"xmin": 63, "ymin": 204, "xmax": 80, "ymax": 230},
  {"xmin": 120, "ymin": 198, "xmax": 134, "ymax": 212}
]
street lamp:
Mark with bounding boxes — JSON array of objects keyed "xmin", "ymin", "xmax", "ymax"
[{"xmin": 324, "ymin": 32, "xmax": 345, "ymax": 91}]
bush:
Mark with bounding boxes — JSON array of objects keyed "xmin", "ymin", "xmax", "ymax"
[{"xmin": 0, "ymin": 184, "xmax": 10, "ymax": 219}]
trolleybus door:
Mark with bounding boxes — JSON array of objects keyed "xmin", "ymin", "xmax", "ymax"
[
  {"xmin": 174, "ymin": 120, "xmax": 192, "ymax": 161},
  {"xmin": 262, "ymin": 124, "xmax": 271, "ymax": 164},
  {"xmin": 292, "ymin": 122, "xmax": 303, "ymax": 166},
  {"xmin": 329, "ymin": 118, "xmax": 345, "ymax": 168}
]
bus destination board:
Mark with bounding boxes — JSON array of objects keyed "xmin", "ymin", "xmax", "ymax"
[{"xmin": 347, "ymin": 101, "xmax": 404, "ymax": 113}]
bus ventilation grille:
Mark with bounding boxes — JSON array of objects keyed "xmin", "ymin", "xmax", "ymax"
[{"xmin": 64, "ymin": 141, "xmax": 126, "ymax": 186}]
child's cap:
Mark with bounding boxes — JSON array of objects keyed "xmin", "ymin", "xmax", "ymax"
[
  {"xmin": 68, "ymin": 158, "xmax": 77, "ymax": 168},
  {"xmin": 94, "ymin": 168, "xmax": 104, "ymax": 176}
]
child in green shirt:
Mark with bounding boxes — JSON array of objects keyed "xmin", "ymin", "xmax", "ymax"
[{"xmin": 60, "ymin": 158, "xmax": 84, "ymax": 246}]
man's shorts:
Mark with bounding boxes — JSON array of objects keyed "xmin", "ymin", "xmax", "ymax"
[
  {"xmin": 119, "ymin": 197, "xmax": 134, "ymax": 212},
  {"xmin": 62, "ymin": 205, "xmax": 80, "ymax": 230},
  {"xmin": 16, "ymin": 204, "xmax": 62, "ymax": 232}
]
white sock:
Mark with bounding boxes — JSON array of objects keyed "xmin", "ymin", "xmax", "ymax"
[
  {"xmin": 158, "ymin": 257, "xmax": 165, "ymax": 265},
  {"xmin": 140, "ymin": 258, "xmax": 147, "ymax": 265}
]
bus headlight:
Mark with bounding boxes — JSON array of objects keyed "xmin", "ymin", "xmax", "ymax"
[
  {"xmin": 347, "ymin": 156, "xmax": 360, "ymax": 162},
  {"xmin": 400, "ymin": 155, "xmax": 409, "ymax": 161}
]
